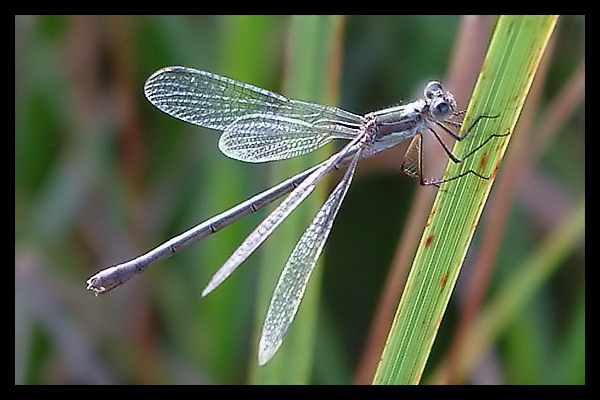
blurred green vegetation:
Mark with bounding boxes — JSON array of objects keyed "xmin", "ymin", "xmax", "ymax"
[{"xmin": 15, "ymin": 15, "xmax": 584, "ymax": 384}]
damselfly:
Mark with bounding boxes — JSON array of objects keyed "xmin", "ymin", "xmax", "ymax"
[{"xmin": 87, "ymin": 66, "xmax": 504, "ymax": 365}]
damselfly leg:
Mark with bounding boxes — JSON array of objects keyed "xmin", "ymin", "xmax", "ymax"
[{"xmin": 401, "ymin": 112, "xmax": 509, "ymax": 187}]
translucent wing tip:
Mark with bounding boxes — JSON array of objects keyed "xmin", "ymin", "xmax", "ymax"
[
  {"xmin": 201, "ymin": 259, "xmax": 240, "ymax": 297},
  {"xmin": 257, "ymin": 336, "xmax": 282, "ymax": 366},
  {"xmin": 200, "ymin": 277, "xmax": 221, "ymax": 297},
  {"xmin": 143, "ymin": 66, "xmax": 204, "ymax": 108}
]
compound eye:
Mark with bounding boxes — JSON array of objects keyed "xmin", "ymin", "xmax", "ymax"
[
  {"xmin": 431, "ymin": 98, "xmax": 452, "ymax": 120},
  {"xmin": 424, "ymin": 81, "xmax": 444, "ymax": 99}
]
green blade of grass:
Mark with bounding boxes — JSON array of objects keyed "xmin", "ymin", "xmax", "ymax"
[
  {"xmin": 372, "ymin": 15, "xmax": 559, "ymax": 385},
  {"xmin": 443, "ymin": 199, "xmax": 584, "ymax": 383}
]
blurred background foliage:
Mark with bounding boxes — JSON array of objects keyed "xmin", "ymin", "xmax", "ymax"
[{"xmin": 15, "ymin": 15, "xmax": 584, "ymax": 384}]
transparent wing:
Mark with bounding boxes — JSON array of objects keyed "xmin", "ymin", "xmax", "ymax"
[
  {"xmin": 257, "ymin": 149, "xmax": 361, "ymax": 365},
  {"xmin": 201, "ymin": 135, "xmax": 363, "ymax": 298},
  {"xmin": 218, "ymin": 113, "xmax": 355, "ymax": 162},
  {"xmin": 144, "ymin": 66, "xmax": 363, "ymax": 162}
]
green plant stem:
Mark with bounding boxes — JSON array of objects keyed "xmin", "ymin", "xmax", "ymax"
[{"xmin": 372, "ymin": 15, "xmax": 558, "ymax": 385}]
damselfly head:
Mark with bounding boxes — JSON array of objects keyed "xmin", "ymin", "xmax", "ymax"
[{"xmin": 424, "ymin": 81, "xmax": 456, "ymax": 121}]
